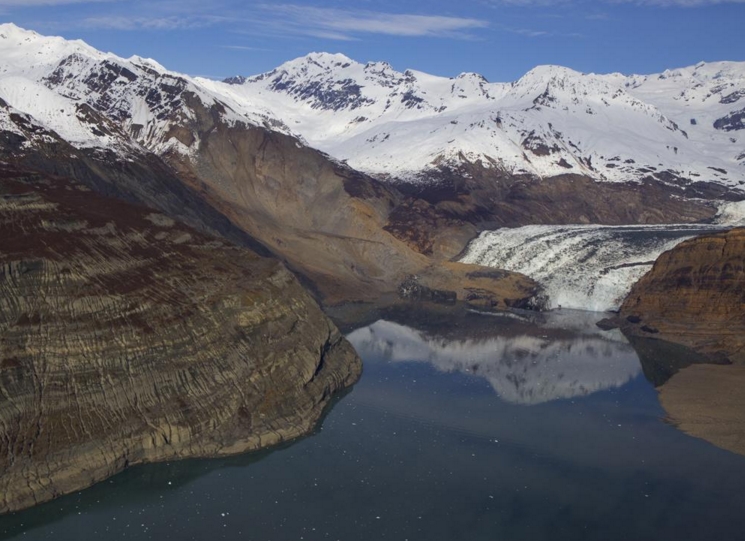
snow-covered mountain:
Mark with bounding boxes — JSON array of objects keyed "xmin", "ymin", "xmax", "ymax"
[
  {"xmin": 201, "ymin": 52, "xmax": 745, "ymax": 190},
  {"xmin": 0, "ymin": 23, "xmax": 291, "ymax": 162},
  {"xmin": 1, "ymin": 23, "xmax": 742, "ymax": 196}
]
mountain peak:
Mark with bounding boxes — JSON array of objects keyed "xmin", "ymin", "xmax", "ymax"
[
  {"xmin": 518, "ymin": 64, "xmax": 584, "ymax": 83},
  {"xmin": 296, "ymin": 51, "xmax": 356, "ymax": 68},
  {"xmin": 0, "ymin": 22, "xmax": 39, "ymax": 39}
]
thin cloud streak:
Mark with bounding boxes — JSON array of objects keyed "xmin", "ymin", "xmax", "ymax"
[
  {"xmin": 221, "ymin": 45, "xmax": 274, "ymax": 52},
  {"xmin": 255, "ymin": 4, "xmax": 490, "ymax": 40},
  {"xmin": 81, "ymin": 15, "xmax": 230, "ymax": 31}
]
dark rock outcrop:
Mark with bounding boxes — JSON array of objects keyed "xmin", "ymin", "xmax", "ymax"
[{"xmin": 0, "ymin": 168, "xmax": 361, "ymax": 514}]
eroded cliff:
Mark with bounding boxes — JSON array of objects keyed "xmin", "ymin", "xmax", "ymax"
[
  {"xmin": 0, "ymin": 168, "xmax": 361, "ymax": 514},
  {"xmin": 620, "ymin": 227, "xmax": 745, "ymax": 364},
  {"xmin": 619, "ymin": 228, "xmax": 745, "ymax": 456}
]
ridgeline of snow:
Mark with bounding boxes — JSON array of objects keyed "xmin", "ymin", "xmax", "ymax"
[
  {"xmin": 346, "ymin": 318, "xmax": 641, "ymax": 406},
  {"xmin": 200, "ymin": 53, "xmax": 745, "ymax": 188},
  {"xmin": 0, "ymin": 23, "xmax": 742, "ymax": 190},
  {"xmin": 0, "ymin": 23, "xmax": 291, "ymax": 158},
  {"xmin": 460, "ymin": 224, "xmax": 728, "ymax": 312}
]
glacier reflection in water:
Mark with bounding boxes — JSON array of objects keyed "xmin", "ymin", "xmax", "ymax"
[
  {"xmin": 460, "ymin": 223, "xmax": 724, "ymax": 311},
  {"xmin": 346, "ymin": 314, "xmax": 641, "ymax": 405}
]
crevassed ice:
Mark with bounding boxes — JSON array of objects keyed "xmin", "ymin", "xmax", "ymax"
[{"xmin": 460, "ymin": 224, "xmax": 726, "ymax": 312}]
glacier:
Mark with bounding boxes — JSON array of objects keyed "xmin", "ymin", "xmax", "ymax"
[{"xmin": 460, "ymin": 223, "xmax": 728, "ymax": 312}]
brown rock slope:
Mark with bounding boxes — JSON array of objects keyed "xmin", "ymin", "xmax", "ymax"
[
  {"xmin": 658, "ymin": 365, "xmax": 745, "ymax": 457},
  {"xmin": 0, "ymin": 168, "xmax": 361, "ymax": 514},
  {"xmin": 0, "ymin": 97, "xmax": 542, "ymax": 309},
  {"xmin": 160, "ymin": 118, "xmax": 542, "ymax": 306},
  {"xmin": 619, "ymin": 228, "xmax": 745, "ymax": 456},
  {"xmin": 620, "ymin": 227, "xmax": 745, "ymax": 364}
]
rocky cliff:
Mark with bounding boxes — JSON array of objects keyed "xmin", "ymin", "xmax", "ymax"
[
  {"xmin": 619, "ymin": 228, "xmax": 745, "ymax": 456},
  {"xmin": 620, "ymin": 227, "xmax": 745, "ymax": 364},
  {"xmin": 0, "ymin": 168, "xmax": 361, "ymax": 514}
]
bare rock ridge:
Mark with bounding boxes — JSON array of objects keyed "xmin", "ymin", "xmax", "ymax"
[
  {"xmin": 618, "ymin": 228, "xmax": 745, "ymax": 456},
  {"xmin": 0, "ymin": 168, "xmax": 361, "ymax": 514},
  {"xmin": 160, "ymin": 112, "xmax": 543, "ymax": 305}
]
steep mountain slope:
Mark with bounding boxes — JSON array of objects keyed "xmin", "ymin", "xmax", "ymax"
[
  {"xmin": 0, "ymin": 23, "xmax": 541, "ymax": 305},
  {"xmin": 0, "ymin": 166, "xmax": 361, "ymax": 513},
  {"xmin": 205, "ymin": 53, "xmax": 745, "ymax": 192},
  {"xmin": 0, "ymin": 23, "xmax": 289, "ymax": 155}
]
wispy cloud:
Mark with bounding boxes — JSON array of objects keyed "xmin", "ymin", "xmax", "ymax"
[
  {"xmin": 496, "ymin": 23, "xmax": 583, "ymax": 37},
  {"xmin": 81, "ymin": 15, "xmax": 229, "ymax": 30},
  {"xmin": 221, "ymin": 45, "xmax": 273, "ymax": 52},
  {"xmin": 254, "ymin": 5, "xmax": 490, "ymax": 40}
]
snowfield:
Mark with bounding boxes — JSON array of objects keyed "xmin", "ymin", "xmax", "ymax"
[
  {"xmin": 0, "ymin": 23, "xmax": 743, "ymax": 191},
  {"xmin": 201, "ymin": 53, "xmax": 745, "ymax": 188}
]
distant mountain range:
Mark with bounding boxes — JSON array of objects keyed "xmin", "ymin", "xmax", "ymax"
[
  {"xmin": 1, "ymin": 23, "xmax": 742, "ymax": 195},
  {"xmin": 206, "ymin": 53, "xmax": 745, "ymax": 189}
]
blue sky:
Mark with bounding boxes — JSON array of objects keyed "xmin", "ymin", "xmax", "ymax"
[{"xmin": 1, "ymin": 0, "xmax": 744, "ymax": 81}]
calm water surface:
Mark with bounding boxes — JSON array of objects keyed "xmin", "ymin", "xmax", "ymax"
[{"xmin": 2, "ymin": 309, "xmax": 745, "ymax": 541}]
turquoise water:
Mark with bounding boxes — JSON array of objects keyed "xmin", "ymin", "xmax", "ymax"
[{"xmin": 2, "ymin": 309, "xmax": 744, "ymax": 541}]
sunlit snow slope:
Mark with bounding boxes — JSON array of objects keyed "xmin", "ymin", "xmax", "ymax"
[
  {"xmin": 202, "ymin": 53, "xmax": 745, "ymax": 189},
  {"xmin": 1, "ymin": 23, "xmax": 743, "ymax": 193},
  {"xmin": 0, "ymin": 23, "xmax": 290, "ymax": 159}
]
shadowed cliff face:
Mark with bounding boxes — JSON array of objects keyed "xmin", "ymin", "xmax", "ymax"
[
  {"xmin": 620, "ymin": 228, "xmax": 745, "ymax": 364},
  {"xmin": 0, "ymin": 168, "xmax": 361, "ymax": 514}
]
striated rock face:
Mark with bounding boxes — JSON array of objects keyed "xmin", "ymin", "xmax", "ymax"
[
  {"xmin": 620, "ymin": 227, "xmax": 745, "ymax": 364},
  {"xmin": 0, "ymin": 168, "xmax": 361, "ymax": 514}
]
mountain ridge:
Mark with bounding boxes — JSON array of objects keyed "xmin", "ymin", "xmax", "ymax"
[{"xmin": 205, "ymin": 52, "xmax": 745, "ymax": 190}]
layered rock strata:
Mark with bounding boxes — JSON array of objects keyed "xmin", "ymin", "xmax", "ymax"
[
  {"xmin": 620, "ymin": 228, "xmax": 745, "ymax": 364},
  {"xmin": 0, "ymin": 168, "xmax": 361, "ymax": 514}
]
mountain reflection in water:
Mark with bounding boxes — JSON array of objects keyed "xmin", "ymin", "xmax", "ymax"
[
  {"xmin": 347, "ymin": 313, "xmax": 640, "ymax": 405},
  {"xmin": 3, "ymin": 308, "xmax": 745, "ymax": 541}
]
